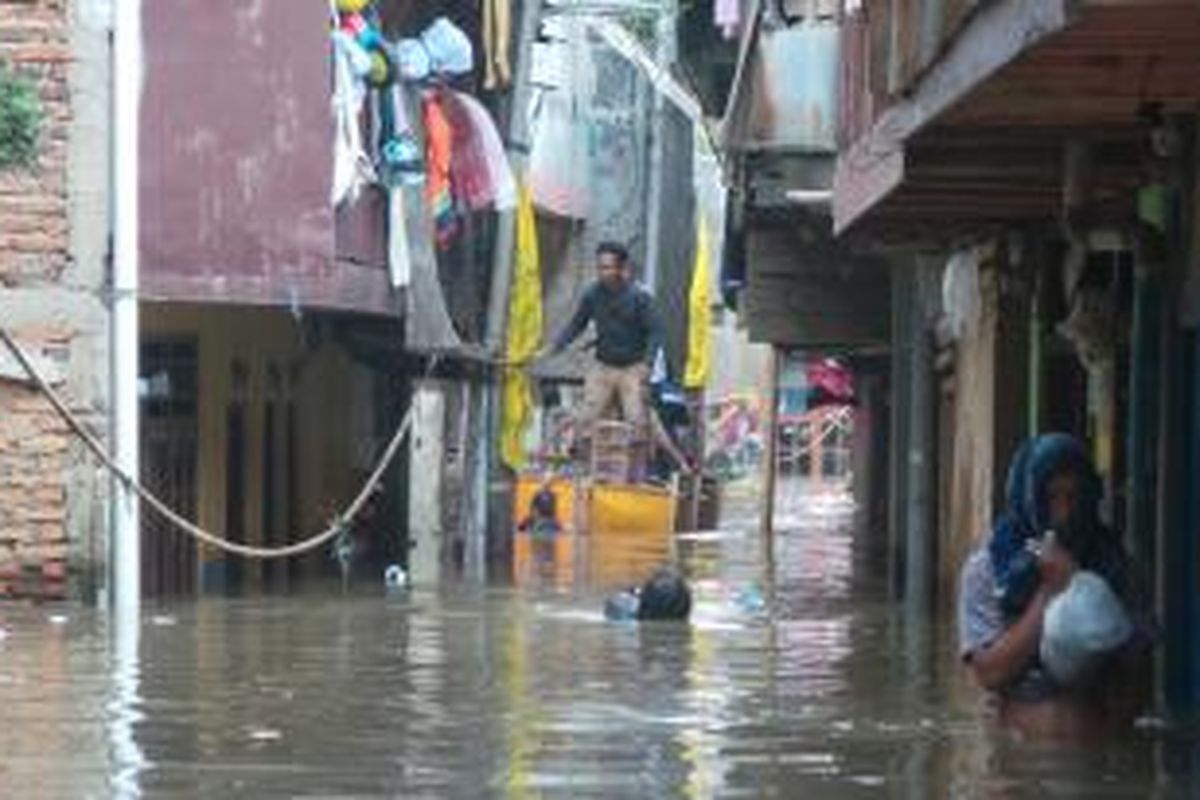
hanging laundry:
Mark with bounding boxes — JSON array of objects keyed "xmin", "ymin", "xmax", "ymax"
[
  {"xmin": 331, "ymin": 30, "xmax": 376, "ymax": 206},
  {"xmin": 443, "ymin": 90, "xmax": 516, "ymax": 212},
  {"xmin": 528, "ymin": 90, "xmax": 590, "ymax": 218},
  {"xmin": 715, "ymin": 0, "xmax": 741, "ymax": 40},
  {"xmin": 393, "ymin": 38, "xmax": 432, "ymax": 82},
  {"xmin": 528, "ymin": 19, "xmax": 591, "ymax": 218},
  {"xmin": 500, "ymin": 181, "xmax": 544, "ymax": 470},
  {"xmin": 684, "ymin": 217, "xmax": 713, "ymax": 390},
  {"xmin": 482, "ymin": 0, "xmax": 513, "ymax": 90},
  {"xmin": 379, "ymin": 84, "xmax": 424, "ymax": 187},
  {"xmin": 422, "ymin": 93, "xmax": 459, "ymax": 249},
  {"xmin": 387, "ymin": 186, "xmax": 412, "ymax": 289}
]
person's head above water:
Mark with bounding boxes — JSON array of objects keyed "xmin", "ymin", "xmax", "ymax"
[
  {"xmin": 635, "ymin": 568, "xmax": 692, "ymax": 621},
  {"xmin": 1023, "ymin": 433, "xmax": 1104, "ymax": 554},
  {"xmin": 604, "ymin": 567, "xmax": 692, "ymax": 622}
]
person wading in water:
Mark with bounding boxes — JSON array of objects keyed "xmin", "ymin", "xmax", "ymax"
[{"xmin": 958, "ymin": 433, "xmax": 1152, "ymax": 739}]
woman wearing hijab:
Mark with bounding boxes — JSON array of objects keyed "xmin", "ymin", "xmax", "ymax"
[{"xmin": 958, "ymin": 433, "xmax": 1151, "ymax": 738}]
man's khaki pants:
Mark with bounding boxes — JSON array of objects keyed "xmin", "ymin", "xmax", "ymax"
[{"xmin": 581, "ymin": 361, "xmax": 649, "ymax": 443}]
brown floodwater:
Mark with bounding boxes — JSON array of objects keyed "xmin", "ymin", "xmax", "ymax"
[{"xmin": 0, "ymin": 481, "xmax": 1196, "ymax": 798}]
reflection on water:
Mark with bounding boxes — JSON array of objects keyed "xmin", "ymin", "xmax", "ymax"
[{"xmin": 0, "ymin": 478, "xmax": 1197, "ymax": 797}]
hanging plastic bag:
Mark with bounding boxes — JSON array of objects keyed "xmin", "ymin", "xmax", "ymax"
[
  {"xmin": 443, "ymin": 90, "xmax": 516, "ymax": 212},
  {"xmin": 528, "ymin": 89, "xmax": 589, "ymax": 218},
  {"xmin": 1040, "ymin": 570, "xmax": 1134, "ymax": 686},
  {"xmin": 393, "ymin": 38, "xmax": 432, "ymax": 82},
  {"xmin": 421, "ymin": 17, "xmax": 474, "ymax": 77}
]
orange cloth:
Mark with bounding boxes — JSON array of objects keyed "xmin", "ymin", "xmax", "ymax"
[{"xmin": 422, "ymin": 93, "xmax": 457, "ymax": 248}]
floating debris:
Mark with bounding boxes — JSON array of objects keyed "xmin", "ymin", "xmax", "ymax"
[
  {"xmin": 247, "ymin": 728, "xmax": 283, "ymax": 743},
  {"xmin": 384, "ymin": 564, "xmax": 409, "ymax": 590}
]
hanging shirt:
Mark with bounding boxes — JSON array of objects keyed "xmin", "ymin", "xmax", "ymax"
[{"xmin": 714, "ymin": 0, "xmax": 741, "ymax": 40}]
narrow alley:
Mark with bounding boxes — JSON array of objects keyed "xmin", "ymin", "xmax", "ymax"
[{"xmin": 3, "ymin": 0, "xmax": 1200, "ymax": 796}]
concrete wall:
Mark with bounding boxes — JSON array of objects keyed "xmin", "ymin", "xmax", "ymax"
[{"xmin": 0, "ymin": 0, "xmax": 111, "ymax": 600}]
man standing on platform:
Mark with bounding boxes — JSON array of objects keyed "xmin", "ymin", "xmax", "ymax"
[{"xmin": 541, "ymin": 242, "xmax": 664, "ymax": 477}]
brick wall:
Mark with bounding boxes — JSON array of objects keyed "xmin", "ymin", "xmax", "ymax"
[
  {"xmin": 1, "ymin": 0, "xmax": 75, "ymax": 599},
  {"xmin": 0, "ymin": 349, "xmax": 71, "ymax": 598},
  {"xmin": 1, "ymin": 0, "xmax": 71, "ymax": 286}
]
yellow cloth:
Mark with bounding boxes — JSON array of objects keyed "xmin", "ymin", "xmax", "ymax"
[
  {"xmin": 684, "ymin": 217, "xmax": 713, "ymax": 389},
  {"xmin": 501, "ymin": 181, "xmax": 543, "ymax": 469}
]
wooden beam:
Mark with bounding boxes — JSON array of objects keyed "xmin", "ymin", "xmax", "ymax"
[{"xmin": 833, "ymin": 0, "xmax": 1074, "ymax": 234}]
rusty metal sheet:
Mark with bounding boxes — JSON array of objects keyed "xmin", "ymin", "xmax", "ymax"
[
  {"xmin": 743, "ymin": 25, "xmax": 839, "ymax": 152},
  {"xmin": 140, "ymin": 1, "xmax": 396, "ymax": 316}
]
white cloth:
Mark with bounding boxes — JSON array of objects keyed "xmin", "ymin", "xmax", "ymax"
[{"xmin": 331, "ymin": 31, "xmax": 376, "ymax": 206}]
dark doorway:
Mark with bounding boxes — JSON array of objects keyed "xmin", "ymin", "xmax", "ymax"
[{"xmin": 139, "ymin": 338, "xmax": 199, "ymax": 597}]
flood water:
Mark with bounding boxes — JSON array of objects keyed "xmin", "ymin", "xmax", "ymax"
[{"xmin": 2, "ymin": 480, "xmax": 1200, "ymax": 798}]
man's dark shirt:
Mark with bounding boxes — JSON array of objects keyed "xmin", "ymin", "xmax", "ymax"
[{"xmin": 553, "ymin": 280, "xmax": 663, "ymax": 367}]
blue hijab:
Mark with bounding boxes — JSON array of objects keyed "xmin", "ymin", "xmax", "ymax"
[{"xmin": 989, "ymin": 434, "xmax": 1130, "ymax": 620}]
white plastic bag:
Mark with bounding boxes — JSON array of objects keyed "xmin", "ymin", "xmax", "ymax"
[
  {"xmin": 393, "ymin": 38, "xmax": 431, "ymax": 82},
  {"xmin": 421, "ymin": 18, "xmax": 474, "ymax": 77},
  {"xmin": 1040, "ymin": 570, "xmax": 1133, "ymax": 686},
  {"xmin": 529, "ymin": 90, "xmax": 589, "ymax": 218}
]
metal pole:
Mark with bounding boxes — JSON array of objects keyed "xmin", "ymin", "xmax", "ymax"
[
  {"xmin": 1127, "ymin": 266, "xmax": 1160, "ymax": 564},
  {"xmin": 888, "ymin": 263, "xmax": 913, "ymax": 600},
  {"xmin": 642, "ymin": 0, "xmax": 676, "ymax": 293},
  {"xmin": 466, "ymin": 380, "xmax": 489, "ymax": 582},
  {"xmin": 903, "ymin": 261, "xmax": 936, "ymax": 618},
  {"xmin": 476, "ymin": 0, "xmax": 543, "ymax": 579},
  {"xmin": 112, "ymin": 0, "xmax": 141, "ymax": 618},
  {"xmin": 759, "ymin": 348, "xmax": 780, "ymax": 539}
]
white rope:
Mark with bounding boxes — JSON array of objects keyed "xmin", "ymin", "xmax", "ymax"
[{"xmin": 1, "ymin": 327, "xmax": 430, "ymax": 560}]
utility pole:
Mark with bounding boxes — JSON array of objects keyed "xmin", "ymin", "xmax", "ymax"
[
  {"xmin": 471, "ymin": 0, "xmax": 543, "ymax": 579},
  {"xmin": 643, "ymin": 0, "xmax": 676, "ymax": 294},
  {"xmin": 112, "ymin": 0, "xmax": 142, "ymax": 621},
  {"xmin": 760, "ymin": 348, "xmax": 780, "ymax": 541}
]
